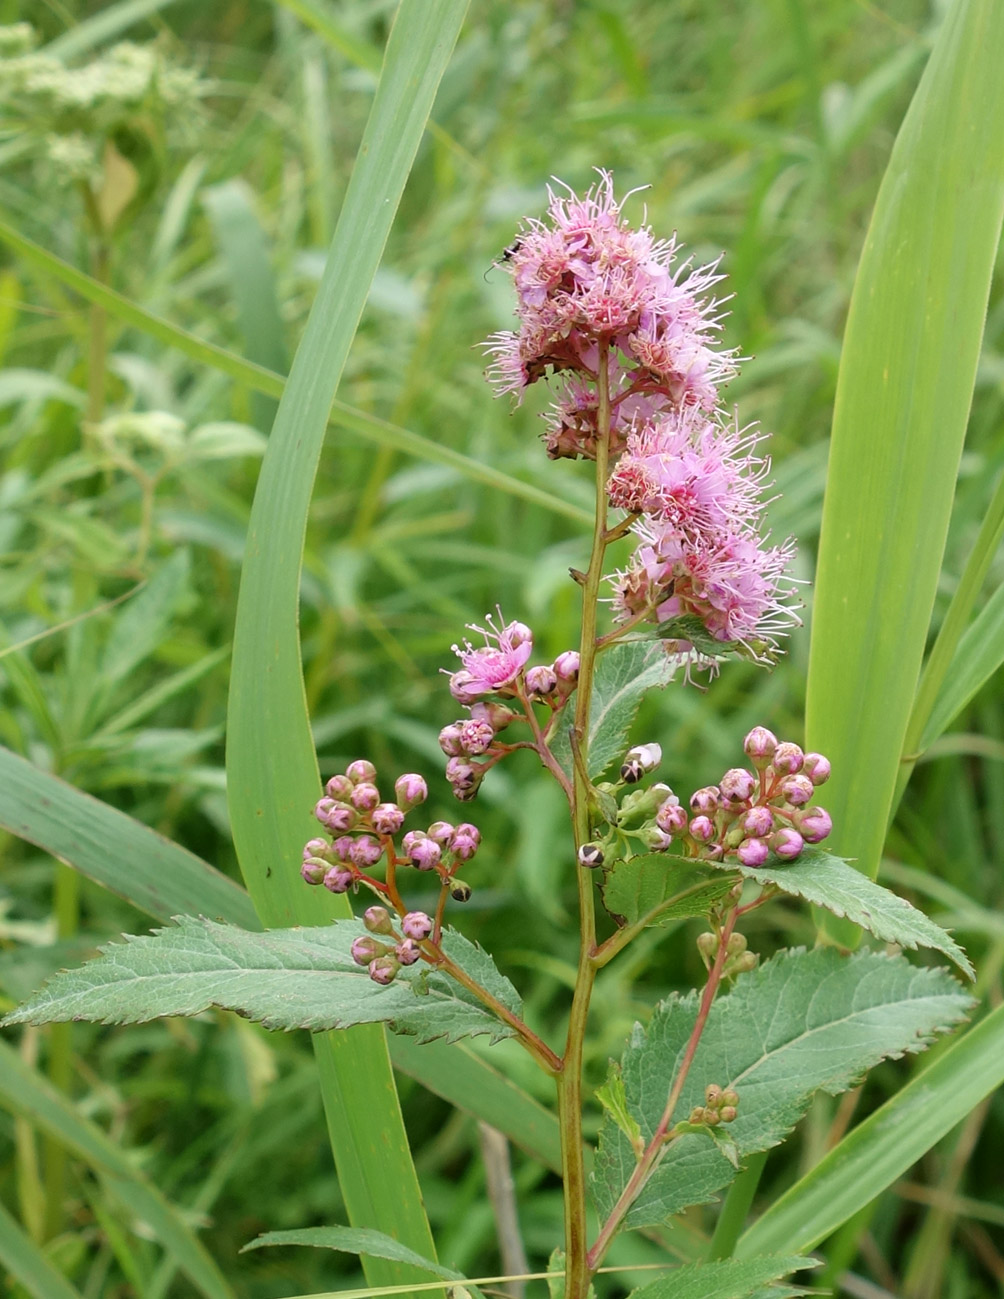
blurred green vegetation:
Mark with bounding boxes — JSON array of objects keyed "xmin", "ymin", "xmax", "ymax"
[{"xmin": 0, "ymin": 2, "xmax": 1001, "ymax": 1297}]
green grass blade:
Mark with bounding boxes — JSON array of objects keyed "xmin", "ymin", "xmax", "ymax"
[
  {"xmin": 43, "ymin": 0, "xmax": 178, "ymax": 58},
  {"xmin": 226, "ymin": 0, "xmax": 469, "ymax": 1286},
  {"xmin": 0, "ymin": 745, "xmax": 259, "ymax": 928},
  {"xmin": 203, "ymin": 180, "xmax": 287, "ymax": 430},
  {"xmin": 0, "ymin": 218, "xmax": 586, "ymax": 522},
  {"xmin": 0, "ymin": 1040, "xmax": 235, "ymax": 1299},
  {"xmin": 387, "ymin": 1038, "xmax": 564, "ymax": 1174},
  {"xmin": 905, "ymin": 466, "xmax": 1004, "ymax": 768},
  {"xmin": 805, "ymin": 0, "xmax": 1004, "ymax": 946},
  {"xmin": 735, "ymin": 1003, "xmax": 1004, "ymax": 1258},
  {"xmin": 0, "ymin": 1198, "xmax": 85, "ymax": 1299}
]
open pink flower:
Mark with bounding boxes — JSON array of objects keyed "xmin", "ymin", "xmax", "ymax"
[{"xmin": 449, "ymin": 611, "xmax": 533, "ymax": 701}]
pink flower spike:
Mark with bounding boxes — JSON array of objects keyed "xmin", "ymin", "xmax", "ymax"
[{"xmin": 449, "ymin": 609, "xmax": 533, "ymax": 698}]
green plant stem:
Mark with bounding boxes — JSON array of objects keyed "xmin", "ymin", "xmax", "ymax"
[
  {"xmin": 43, "ymin": 867, "xmax": 79, "ymax": 1239},
  {"xmin": 80, "ymin": 185, "xmax": 109, "ymax": 428},
  {"xmin": 558, "ymin": 344, "xmax": 613, "ymax": 1299},
  {"xmin": 587, "ymin": 907, "xmax": 738, "ymax": 1270}
]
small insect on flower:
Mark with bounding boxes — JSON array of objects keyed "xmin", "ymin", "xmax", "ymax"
[{"xmin": 483, "ymin": 239, "xmax": 523, "ymax": 281}]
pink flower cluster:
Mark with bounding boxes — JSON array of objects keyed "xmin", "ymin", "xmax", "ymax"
[
  {"xmin": 443, "ymin": 611, "xmax": 578, "ymax": 800},
  {"xmin": 649, "ymin": 727, "xmax": 831, "ymax": 865},
  {"xmin": 483, "ymin": 172, "xmax": 734, "ymax": 440},
  {"xmin": 483, "ymin": 172, "xmax": 797, "ymax": 662}
]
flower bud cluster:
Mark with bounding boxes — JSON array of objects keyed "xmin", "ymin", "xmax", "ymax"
[
  {"xmin": 443, "ymin": 608, "xmax": 580, "ymax": 801},
  {"xmin": 302, "ymin": 760, "xmax": 482, "ymax": 982},
  {"xmin": 697, "ymin": 930, "xmax": 758, "ymax": 978},
  {"xmin": 689, "ymin": 1083, "xmax": 739, "ymax": 1128},
  {"xmin": 636, "ymin": 727, "xmax": 831, "ymax": 866},
  {"xmin": 347, "ymin": 905, "xmax": 435, "ymax": 986}
]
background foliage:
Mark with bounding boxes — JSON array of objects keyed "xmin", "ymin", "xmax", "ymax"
[{"xmin": 0, "ymin": 2, "xmax": 1002, "ymax": 1297}]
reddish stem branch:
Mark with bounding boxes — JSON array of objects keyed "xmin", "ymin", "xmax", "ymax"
[{"xmin": 586, "ymin": 907, "xmax": 740, "ymax": 1270}]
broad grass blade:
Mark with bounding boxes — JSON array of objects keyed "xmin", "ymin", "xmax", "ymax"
[
  {"xmin": 735, "ymin": 1003, "xmax": 1004, "ymax": 1258},
  {"xmin": 0, "ymin": 1040, "xmax": 235, "ymax": 1299},
  {"xmin": 226, "ymin": 1, "xmax": 469, "ymax": 1285},
  {"xmin": 0, "ymin": 745, "xmax": 258, "ymax": 928},
  {"xmin": 0, "ymin": 1198, "xmax": 85, "ymax": 1299},
  {"xmin": 805, "ymin": 0, "xmax": 1004, "ymax": 945}
]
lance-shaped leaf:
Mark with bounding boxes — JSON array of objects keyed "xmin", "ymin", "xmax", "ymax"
[
  {"xmin": 592, "ymin": 947, "xmax": 971, "ymax": 1229},
  {"xmin": 241, "ymin": 1225, "xmax": 462, "ymax": 1280},
  {"xmin": 2, "ymin": 919, "xmax": 521, "ymax": 1046},
  {"xmin": 624, "ymin": 1253, "xmax": 819, "ymax": 1299},
  {"xmin": 550, "ymin": 641, "xmax": 677, "ymax": 779},
  {"xmin": 601, "ymin": 854, "xmax": 739, "ymax": 928},
  {"xmin": 709, "ymin": 848, "xmax": 972, "ymax": 978}
]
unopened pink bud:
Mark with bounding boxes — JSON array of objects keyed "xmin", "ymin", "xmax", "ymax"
[
  {"xmin": 439, "ymin": 723, "xmax": 465, "ymax": 756},
  {"xmin": 449, "ymin": 670, "xmax": 482, "ymax": 703},
  {"xmin": 409, "ymin": 838, "xmax": 442, "ymax": 871},
  {"xmin": 796, "ymin": 806, "xmax": 832, "ymax": 844},
  {"xmin": 772, "ymin": 742, "xmax": 804, "ymax": 775},
  {"xmin": 350, "ymin": 782, "xmax": 381, "ymax": 812},
  {"xmin": 553, "ymin": 650, "xmax": 580, "ymax": 682},
  {"xmin": 690, "ymin": 786, "xmax": 721, "ymax": 814},
  {"xmin": 460, "ymin": 718, "xmax": 495, "ymax": 754},
  {"xmin": 771, "ymin": 827, "xmax": 804, "ymax": 860},
  {"xmin": 346, "ymin": 759, "xmax": 377, "ymax": 784},
  {"xmin": 644, "ymin": 827, "xmax": 674, "ymax": 852},
  {"xmin": 742, "ymin": 806, "xmax": 774, "ymax": 838},
  {"xmin": 451, "ymin": 833, "xmax": 480, "ymax": 862},
  {"xmin": 525, "ymin": 665, "xmax": 558, "ymax": 697},
  {"xmin": 780, "ymin": 774, "xmax": 814, "ymax": 807},
  {"xmin": 689, "ymin": 815, "xmax": 716, "ymax": 843},
  {"xmin": 720, "ymin": 768, "xmax": 756, "ymax": 803},
  {"xmin": 368, "ymin": 956, "xmax": 399, "ymax": 985},
  {"xmin": 371, "ymin": 802, "xmax": 405, "ymax": 834},
  {"xmin": 737, "ymin": 837, "xmax": 769, "ymax": 867},
  {"xmin": 331, "ymin": 835, "xmax": 354, "ymax": 861},
  {"xmin": 321, "ymin": 801, "xmax": 358, "ymax": 833},
  {"xmin": 395, "ymin": 773, "xmax": 428, "ymax": 808},
  {"xmin": 802, "ymin": 753, "xmax": 831, "ymax": 785},
  {"xmin": 506, "ymin": 621, "xmax": 533, "ymax": 648},
  {"xmin": 350, "ymin": 835, "xmax": 383, "ymax": 868},
  {"xmin": 301, "ymin": 857, "xmax": 327, "ymax": 885},
  {"xmin": 743, "ymin": 727, "xmax": 778, "ymax": 769},
  {"xmin": 325, "ymin": 774, "xmax": 354, "ymax": 800},
  {"xmin": 402, "ymin": 911, "xmax": 433, "ymax": 941},
  {"xmin": 395, "ymin": 938, "xmax": 422, "ymax": 966},
  {"xmin": 351, "ymin": 935, "xmax": 385, "ymax": 965},
  {"xmin": 470, "ymin": 701, "xmax": 516, "ymax": 732},
  {"xmin": 446, "ymin": 757, "xmax": 478, "ymax": 788},
  {"xmin": 703, "ymin": 843, "xmax": 725, "ymax": 862},
  {"xmin": 427, "ymin": 821, "xmax": 455, "ymax": 845},
  {"xmin": 363, "ymin": 905, "xmax": 395, "ymax": 935},
  {"xmin": 656, "ymin": 797, "xmax": 688, "ymax": 835},
  {"xmin": 402, "ymin": 830, "xmax": 426, "ymax": 854},
  {"xmin": 314, "ymin": 796, "xmax": 337, "ymax": 824},
  {"xmin": 303, "ymin": 837, "xmax": 331, "ymax": 860},
  {"xmin": 323, "ymin": 865, "xmax": 353, "ymax": 893}
]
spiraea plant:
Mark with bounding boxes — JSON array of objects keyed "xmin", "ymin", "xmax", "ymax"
[{"xmin": 4, "ymin": 175, "xmax": 975, "ymax": 1299}]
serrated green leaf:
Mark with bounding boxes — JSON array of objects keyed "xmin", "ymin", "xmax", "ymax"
[
  {"xmin": 241, "ymin": 1226, "xmax": 461, "ymax": 1280},
  {"xmin": 711, "ymin": 848, "xmax": 973, "ymax": 978},
  {"xmin": 550, "ymin": 641, "xmax": 678, "ymax": 779},
  {"xmin": 625, "ymin": 1254, "xmax": 819, "ymax": 1299},
  {"xmin": 601, "ymin": 854, "xmax": 738, "ymax": 928},
  {"xmin": 592, "ymin": 947, "xmax": 971, "ymax": 1228},
  {"xmin": 595, "ymin": 1062, "xmax": 644, "ymax": 1157},
  {"xmin": 3, "ymin": 919, "xmax": 521, "ymax": 1046}
]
